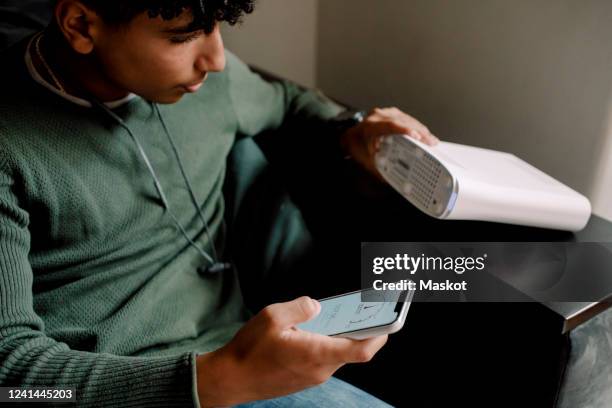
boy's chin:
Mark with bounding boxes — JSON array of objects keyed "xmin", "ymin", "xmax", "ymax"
[{"xmin": 146, "ymin": 91, "xmax": 185, "ymax": 104}]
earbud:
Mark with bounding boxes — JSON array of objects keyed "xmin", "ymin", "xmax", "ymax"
[{"xmin": 198, "ymin": 262, "xmax": 233, "ymax": 275}]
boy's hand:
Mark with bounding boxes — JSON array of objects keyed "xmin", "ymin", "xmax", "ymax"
[
  {"xmin": 340, "ymin": 107, "xmax": 440, "ymax": 181},
  {"xmin": 196, "ymin": 296, "xmax": 388, "ymax": 407}
]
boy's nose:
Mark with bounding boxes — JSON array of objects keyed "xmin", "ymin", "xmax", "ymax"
[{"xmin": 195, "ymin": 26, "xmax": 226, "ymax": 73}]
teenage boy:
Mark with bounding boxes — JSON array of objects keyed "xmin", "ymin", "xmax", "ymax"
[{"xmin": 0, "ymin": 1, "xmax": 438, "ymax": 406}]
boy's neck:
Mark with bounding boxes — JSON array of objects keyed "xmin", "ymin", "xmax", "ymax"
[{"xmin": 35, "ymin": 28, "xmax": 131, "ymax": 103}]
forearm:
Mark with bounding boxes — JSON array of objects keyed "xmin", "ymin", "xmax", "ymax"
[{"xmin": 0, "ymin": 327, "xmax": 198, "ymax": 407}]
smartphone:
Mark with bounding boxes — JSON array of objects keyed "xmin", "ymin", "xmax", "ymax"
[{"xmin": 297, "ymin": 286, "xmax": 414, "ymax": 340}]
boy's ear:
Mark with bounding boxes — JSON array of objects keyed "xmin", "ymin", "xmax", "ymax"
[{"xmin": 54, "ymin": 0, "xmax": 103, "ymax": 55}]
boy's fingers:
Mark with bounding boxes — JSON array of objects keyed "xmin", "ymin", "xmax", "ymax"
[
  {"xmin": 315, "ymin": 335, "xmax": 389, "ymax": 364},
  {"xmin": 366, "ymin": 122, "xmax": 438, "ymax": 150},
  {"xmin": 267, "ymin": 296, "xmax": 321, "ymax": 329},
  {"xmin": 369, "ymin": 108, "xmax": 440, "ymax": 145},
  {"xmin": 410, "ymin": 130, "xmax": 439, "ymax": 146}
]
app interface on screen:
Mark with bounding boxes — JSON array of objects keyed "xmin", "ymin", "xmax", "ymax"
[{"xmin": 297, "ymin": 290, "xmax": 402, "ymax": 336}]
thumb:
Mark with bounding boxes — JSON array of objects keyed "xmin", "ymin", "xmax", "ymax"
[{"xmin": 275, "ymin": 296, "xmax": 321, "ymax": 328}]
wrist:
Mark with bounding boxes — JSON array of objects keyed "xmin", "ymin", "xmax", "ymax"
[
  {"xmin": 329, "ymin": 110, "xmax": 365, "ymax": 160},
  {"xmin": 339, "ymin": 129, "xmax": 354, "ymax": 159},
  {"xmin": 196, "ymin": 349, "xmax": 236, "ymax": 408}
]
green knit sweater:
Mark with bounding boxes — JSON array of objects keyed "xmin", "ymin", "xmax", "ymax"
[{"xmin": 0, "ymin": 36, "xmax": 342, "ymax": 407}]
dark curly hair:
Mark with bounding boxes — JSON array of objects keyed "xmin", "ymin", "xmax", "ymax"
[{"xmin": 76, "ymin": 0, "xmax": 256, "ymax": 34}]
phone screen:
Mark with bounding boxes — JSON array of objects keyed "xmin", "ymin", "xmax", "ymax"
[{"xmin": 297, "ymin": 289, "xmax": 407, "ymax": 336}]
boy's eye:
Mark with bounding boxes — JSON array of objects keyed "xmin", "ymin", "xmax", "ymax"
[{"xmin": 169, "ymin": 32, "xmax": 202, "ymax": 44}]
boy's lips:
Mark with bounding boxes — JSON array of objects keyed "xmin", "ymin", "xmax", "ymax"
[
  {"xmin": 183, "ymin": 73, "xmax": 208, "ymax": 93},
  {"xmin": 184, "ymin": 81, "xmax": 204, "ymax": 93}
]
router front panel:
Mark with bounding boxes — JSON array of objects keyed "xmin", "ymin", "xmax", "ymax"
[{"xmin": 376, "ymin": 135, "xmax": 457, "ymax": 218}]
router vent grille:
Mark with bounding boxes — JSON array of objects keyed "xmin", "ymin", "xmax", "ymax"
[{"xmin": 409, "ymin": 153, "xmax": 442, "ymax": 209}]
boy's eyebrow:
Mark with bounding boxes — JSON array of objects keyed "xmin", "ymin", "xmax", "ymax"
[{"xmin": 161, "ymin": 23, "xmax": 201, "ymax": 34}]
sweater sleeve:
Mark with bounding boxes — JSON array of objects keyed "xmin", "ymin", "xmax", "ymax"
[
  {"xmin": 225, "ymin": 50, "xmax": 345, "ymax": 140},
  {"xmin": 225, "ymin": 51, "xmax": 356, "ymax": 177},
  {"xmin": 0, "ymin": 160, "xmax": 201, "ymax": 408}
]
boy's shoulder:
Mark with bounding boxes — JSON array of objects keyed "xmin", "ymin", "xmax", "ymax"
[
  {"xmin": 0, "ymin": 37, "xmax": 81, "ymax": 157},
  {"xmin": 0, "ymin": 36, "xmax": 52, "ymax": 118}
]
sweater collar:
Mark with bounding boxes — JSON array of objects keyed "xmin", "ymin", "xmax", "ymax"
[{"xmin": 24, "ymin": 34, "xmax": 139, "ymax": 109}]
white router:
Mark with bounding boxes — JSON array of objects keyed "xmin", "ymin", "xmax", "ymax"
[{"xmin": 375, "ymin": 134, "xmax": 592, "ymax": 232}]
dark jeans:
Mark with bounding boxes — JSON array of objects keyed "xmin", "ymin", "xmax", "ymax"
[{"xmin": 235, "ymin": 377, "xmax": 393, "ymax": 408}]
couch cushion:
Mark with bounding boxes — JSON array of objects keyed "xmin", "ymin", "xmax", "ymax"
[
  {"xmin": 0, "ymin": 0, "xmax": 52, "ymax": 51},
  {"xmin": 558, "ymin": 308, "xmax": 612, "ymax": 407}
]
